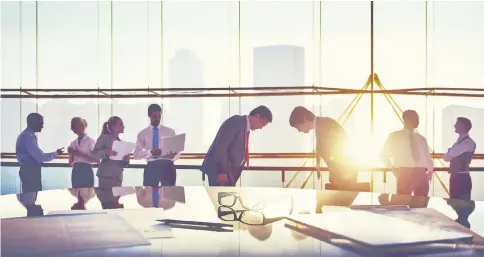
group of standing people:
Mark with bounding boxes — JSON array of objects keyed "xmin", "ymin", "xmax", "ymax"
[{"xmin": 15, "ymin": 104, "xmax": 476, "ymax": 200}]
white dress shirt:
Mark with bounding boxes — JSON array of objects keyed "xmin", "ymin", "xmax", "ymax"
[
  {"xmin": 381, "ymin": 129, "xmax": 434, "ymax": 172},
  {"xmin": 443, "ymin": 133, "xmax": 476, "ymax": 162},
  {"xmin": 134, "ymin": 125, "xmax": 181, "ymax": 162},
  {"xmin": 69, "ymin": 135, "xmax": 96, "ymax": 164}
]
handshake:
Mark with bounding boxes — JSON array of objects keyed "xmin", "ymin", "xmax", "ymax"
[{"xmin": 151, "ymin": 148, "xmax": 177, "ymax": 159}]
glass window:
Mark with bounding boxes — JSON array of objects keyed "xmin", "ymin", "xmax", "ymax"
[{"xmin": 37, "ymin": 2, "xmax": 100, "ymax": 89}]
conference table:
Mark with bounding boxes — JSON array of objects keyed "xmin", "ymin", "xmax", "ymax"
[{"xmin": 1, "ymin": 186, "xmax": 483, "ymax": 257}]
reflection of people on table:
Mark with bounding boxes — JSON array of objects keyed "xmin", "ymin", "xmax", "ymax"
[
  {"xmin": 16, "ymin": 192, "xmax": 43, "ymax": 217},
  {"xmin": 447, "ymin": 198, "xmax": 475, "ymax": 229},
  {"xmin": 91, "ymin": 116, "xmax": 130, "ymax": 188},
  {"xmin": 378, "ymin": 193, "xmax": 429, "ymax": 208},
  {"xmin": 380, "ymin": 110, "xmax": 433, "ymax": 196},
  {"xmin": 443, "ymin": 117, "xmax": 476, "ymax": 201},
  {"xmin": 135, "ymin": 186, "xmax": 176, "ymax": 209},
  {"xmin": 68, "ymin": 117, "xmax": 98, "ymax": 188},
  {"xmin": 94, "ymin": 187, "xmax": 124, "ymax": 209},
  {"xmin": 69, "ymin": 188, "xmax": 96, "ymax": 210}
]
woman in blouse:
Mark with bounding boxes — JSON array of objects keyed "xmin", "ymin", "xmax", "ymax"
[
  {"xmin": 68, "ymin": 117, "xmax": 98, "ymax": 188},
  {"xmin": 91, "ymin": 116, "xmax": 130, "ymax": 188}
]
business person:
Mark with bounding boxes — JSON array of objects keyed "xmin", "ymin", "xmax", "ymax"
[
  {"xmin": 68, "ymin": 117, "xmax": 98, "ymax": 188},
  {"xmin": 15, "ymin": 113, "xmax": 64, "ymax": 192},
  {"xmin": 443, "ymin": 117, "xmax": 476, "ymax": 200},
  {"xmin": 289, "ymin": 106, "xmax": 357, "ymax": 183},
  {"xmin": 134, "ymin": 104, "xmax": 179, "ymax": 187},
  {"xmin": 91, "ymin": 116, "xmax": 130, "ymax": 188},
  {"xmin": 201, "ymin": 105, "xmax": 272, "ymax": 186},
  {"xmin": 381, "ymin": 110, "xmax": 434, "ymax": 196}
]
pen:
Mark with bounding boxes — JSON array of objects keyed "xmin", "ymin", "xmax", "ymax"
[{"xmin": 158, "ymin": 219, "xmax": 233, "ymax": 228}]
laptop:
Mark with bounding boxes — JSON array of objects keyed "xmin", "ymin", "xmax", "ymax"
[{"xmin": 161, "ymin": 133, "xmax": 186, "ymax": 154}]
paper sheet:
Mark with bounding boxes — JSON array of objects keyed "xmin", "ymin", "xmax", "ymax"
[
  {"xmin": 161, "ymin": 133, "xmax": 186, "ymax": 154},
  {"xmin": 48, "ymin": 209, "xmax": 174, "ymax": 240},
  {"xmin": 110, "ymin": 141, "xmax": 136, "ymax": 160},
  {"xmin": 1, "ymin": 213, "xmax": 150, "ymax": 255}
]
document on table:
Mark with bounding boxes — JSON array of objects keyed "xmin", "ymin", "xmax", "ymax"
[
  {"xmin": 110, "ymin": 141, "xmax": 136, "ymax": 160},
  {"xmin": 1, "ymin": 213, "xmax": 149, "ymax": 255},
  {"xmin": 161, "ymin": 133, "xmax": 186, "ymax": 154}
]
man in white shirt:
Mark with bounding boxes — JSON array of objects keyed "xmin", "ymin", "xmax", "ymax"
[
  {"xmin": 443, "ymin": 117, "xmax": 476, "ymax": 200},
  {"xmin": 134, "ymin": 104, "xmax": 179, "ymax": 186},
  {"xmin": 381, "ymin": 110, "xmax": 434, "ymax": 196}
]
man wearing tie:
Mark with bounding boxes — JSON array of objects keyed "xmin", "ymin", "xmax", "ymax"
[
  {"xmin": 443, "ymin": 117, "xmax": 476, "ymax": 200},
  {"xmin": 381, "ymin": 110, "xmax": 434, "ymax": 196},
  {"xmin": 289, "ymin": 106, "xmax": 357, "ymax": 183},
  {"xmin": 201, "ymin": 105, "xmax": 272, "ymax": 186},
  {"xmin": 15, "ymin": 113, "xmax": 64, "ymax": 192},
  {"xmin": 134, "ymin": 104, "xmax": 179, "ymax": 187}
]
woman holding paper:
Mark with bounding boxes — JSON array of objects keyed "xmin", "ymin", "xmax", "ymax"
[{"xmin": 91, "ymin": 116, "xmax": 131, "ymax": 188}]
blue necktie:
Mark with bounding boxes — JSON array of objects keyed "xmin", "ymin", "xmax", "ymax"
[
  {"xmin": 152, "ymin": 187, "xmax": 159, "ymax": 208},
  {"xmin": 152, "ymin": 127, "xmax": 159, "ymax": 149}
]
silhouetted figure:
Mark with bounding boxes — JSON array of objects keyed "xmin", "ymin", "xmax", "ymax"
[
  {"xmin": 381, "ymin": 110, "xmax": 433, "ymax": 196},
  {"xmin": 16, "ymin": 113, "xmax": 64, "ymax": 192},
  {"xmin": 443, "ymin": 117, "xmax": 476, "ymax": 200},
  {"xmin": 289, "ymin": 106, "xmax": 357, "ymax": 184}
]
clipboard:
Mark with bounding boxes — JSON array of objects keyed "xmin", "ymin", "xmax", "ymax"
[{"xmin": 286, "ymin": 211, "xmax": 473, "ymax": 247}]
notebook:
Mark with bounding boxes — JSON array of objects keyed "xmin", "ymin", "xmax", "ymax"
[{"xmin": 286, "ymin": 211, "xmax": 473, "ymax": 247}]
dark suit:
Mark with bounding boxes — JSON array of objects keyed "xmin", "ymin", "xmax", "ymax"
[
  {"xmin": 315, "ymin": 117, "xmax": 357, "ymax": 183},
  {"xmin": 201, "ymin": 115, "xmax": 248, "ymax": 186}
]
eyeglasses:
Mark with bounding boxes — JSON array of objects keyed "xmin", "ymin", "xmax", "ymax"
[
  {"xmin": 218, "ymin": 192, "xmax": 264, "ymax": 210},
  {"xmin": 218, "ymin": 206, "xmax": 285, "ymax": 226}
]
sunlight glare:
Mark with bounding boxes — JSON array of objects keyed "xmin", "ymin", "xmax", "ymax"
[{"xmin": 343, "ymin": 134, "xmax": 383, "ymax": 169}]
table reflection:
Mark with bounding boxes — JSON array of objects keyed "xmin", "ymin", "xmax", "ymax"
[{"xmin": 2, "ymin": 186, "xmax": 484, "ymax": 257}]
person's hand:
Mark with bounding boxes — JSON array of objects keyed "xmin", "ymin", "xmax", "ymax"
[
  {"xmin": 151, "ymin": 148, "xmax": 162, "ymax": 156},
  {"xmin": 427, "ymin": 171, "xmax": 433, "ymax": 181},
  {"xmin": 67, "ymin": 147, "xmax": 74, "ymax": 154},
  {"xmin": 104, "ymin": 149, "xmax": 117, "ymax": 157},
  {"xmin": 163, "ymin": 151, "xmax": 177, "ymax": 159},
  {"xmin": 217, "ymin": 174, "xmax": 229, "ymax": 185},
  {"xmin": 56, "ymin": 147, "xmax": 65, "ymax": 155},
  {"xmin": 122, "ymin": 154, "xmax": 131, "ymax": 162}
]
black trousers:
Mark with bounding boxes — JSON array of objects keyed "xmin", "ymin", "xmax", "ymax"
[
  {"xmin": 450, "ymin": 173, "xmax": 472, "ymax": 200},
  {"xmin": 19, "ymin": 165, "xmax": 42, "ymax": 193},
  {"xmin": 143, "ymin": 160, "xmax": 176, "ymax": 187},
  {"xmin": 71, "ymin": 162, "xmax": 95, "ymax": 188}
]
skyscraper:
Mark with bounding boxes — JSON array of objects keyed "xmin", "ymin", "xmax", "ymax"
[
  {"xmin": 166, "ymin": 49, "xmax": 206, "ymax": 152},
  {"xmin": 251, "ymin": 45, "xmax": 308, "ymax": 156},
  {"xmin": 442, "ymin": 105, "xmax": 483, "ymax": 153}
]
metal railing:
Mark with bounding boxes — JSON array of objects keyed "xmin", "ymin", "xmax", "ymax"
[{"xmin": 2, "ymin": 152, "xmax": 483, "ymax": 192}]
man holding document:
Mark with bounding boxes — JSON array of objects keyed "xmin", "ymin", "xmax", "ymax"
[{"xmin": 134, "ymin": 104, "xmax": 181, "ymax": 186}]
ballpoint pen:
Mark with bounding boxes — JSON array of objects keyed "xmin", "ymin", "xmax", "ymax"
[{"xmin": 157, "ymin": 219, "xmax": 234, "ymax": 228}]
